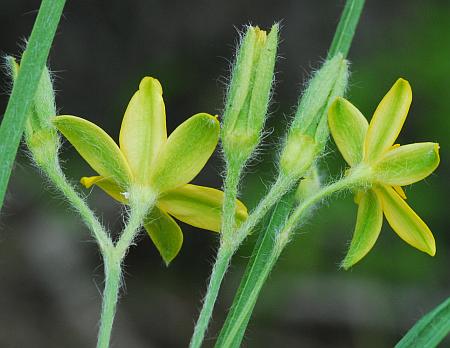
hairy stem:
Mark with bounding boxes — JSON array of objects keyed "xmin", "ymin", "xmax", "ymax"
[
  {"xmin": 42, "ymin": 159, "xmax": 112, "ymax": 252},
  {"xmin": 0, "ymin": 0, "xmax": 66, "ymax": 210},
  {"xmin": 232, "ymin": 174, "xmax": 292, "ymax": 250},
  {"xmin": 277, "ymin": 173, "xmax": 365, "ymax": 250},
  {"xmin": 220, "ymin": 161, "xmax": 242, "ymax": 246},
  {"xmin": 115, "ymin": 189, "xmax": 157, "ymax": 259},
  {"xmin": 218, "ymin": 173, "xmax": 366, "ymax": 347},
  {"xmin": 216, "ymin": 193, "xmax": 296, "ymax": 347},
  {"xmin": 189, "ymin": 161, "xmax": 241, "ymax": 348},
  {"xmin": 190, "ymin": 173, "xmax": 292, "ymax": 348},
  {"xmin": 190, "ymin": 246, "xmax": 234, "ymax": 348},
  {"xmin": 96, "ymin": 189, "xmax": 157, "ymax": 348},
  {"xmin": 216, "ymin": 1, "xmax": 366, "ymax": 345},
  {"xmin": 97, "ymin": 253, "xmax": 122, "ymax": 348}
]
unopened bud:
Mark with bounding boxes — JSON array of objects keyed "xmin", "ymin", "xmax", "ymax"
[
  {"xmin": 295, "ymin": 165, "xmax": 321, "ymax": 202},
  {"xmin": 280, "ymin": 54, "xmax": 348, "ymax": 178},
  {"xmin": 7, "ymin": 56, "xmax": 59, "ymax": 166},
  {"xmin": 222, "ymin": 24, "xmax": 279, "ymax": 164}
]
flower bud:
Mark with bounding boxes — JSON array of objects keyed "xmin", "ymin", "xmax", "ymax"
[
  {"xmin": 279, "ymin": 54, "xmax": 348, "ymax": 178},
  {"xmin": 221, "ymin": 24, "xmax": 279, "ymax": 165},
  {"xmin": 7, "ymin": 56, "xmax": 59, "ymax": 166},
  {"xmin": 295, "ymin": 165, "xmax": 321, "ymax": 202}
]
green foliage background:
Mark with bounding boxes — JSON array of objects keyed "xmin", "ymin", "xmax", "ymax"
[{"xmin": 0, "ymin": 1, "xmax": 448, "ymax": 347}]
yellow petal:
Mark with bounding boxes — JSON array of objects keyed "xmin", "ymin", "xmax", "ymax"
[
  {"xmin": 393, "ymin": 185, "xmax": 407, "ymax": 200},
  {"xmin": 144, "ymin": 207, "xmax": 183, "ymax": 266},
  {"xmin": 375, "ymin": 185, "xmax": 436, "ymax": 256},
  {"xmin": 119, "ymin": 77, "xmax": 167, "ymax": 184},
  {"xmin": 80, "ymin": 176, "xmax": 128, "ymax": 203},
  {"xmin": 54, "ymin": 115, "xmax": 132, "ymax": 187},
  {"xmin": 374, "ymin": 143, "xmax": 440, "ymax": 186},
  {"xmin": 149, "ymin": 113, "xmax": 220, "ymax": 192},
  {"xmin": 328, "ymin": 97, "xmax": 368, "ymax": 166},
  {"xmin": 341, "ymin": 190, "xmax": 383, "ymax": 269},
  {"xmin": 158, "ymin": 184, "xmax": 248, "ymax": 232},
  {"xmin": 365, "ymin": 78, "xmax": 412, "ymax": 161}
]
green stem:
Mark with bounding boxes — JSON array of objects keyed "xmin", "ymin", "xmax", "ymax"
[
  {"xmin": 220, "ymin": 161, "xmax": 242, "ymax": 246},
  {"xmin": 215, "ymin": 2, "xmax": 367, "ymax": 343},
  {"xmin": 328, "ymin": 0, "xmax": 365, "ymax": 59},
  {"xmin": 96, "ymin": 191, "xmax": 156, "ymax": 348},
  {"xmin": 277, "ymin": 173, "xmax": 364, "ymax": 249},
  {"xmin": 43, "ymin": 160, "xmax": 112, "ymax": 252},
  {"xmin": 189, "ymin": 174, "xmax": 292, "ymax": 348},
  {"xmin": 114, "ymin": 191, "xmax": 157, "ymax": 259},
  {"xmin": 0, "ymin": 0, "xmax": 66, "ymax": 211},
  {"xmin": 232, "ymin": 174, "xmax": 292, "ymax": 250},
  {"xmin": 216, "ymin": 193, "xmax": 296, "ymax": 348},
  {"xmin": 190, "ymin": 246, "xmax": 234, "ymax": 348},
  {"xmin": 97, "ymin": 253, "xmax": 122, "ymax": 348},
  {"xmin": 189, "ymin": 160, "xmax": 241, "ymax": 348},
  {"xmin": 217, "ymin": 173, "xmax": 365, "ymax": 347}
]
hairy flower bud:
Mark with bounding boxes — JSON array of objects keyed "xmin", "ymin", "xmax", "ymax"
[
  {"xmin": 279, "ymin": 54, "xmax": 349, "ymax": 178},
  {"xmin": 7, "ymin": 56, "xmax": 59, "ymax": 166},
  {"xmin": 295, "ymin": 165, "xmax": 321, "ymax": 202},
  {"xmin": 221, "ymin": 24, "xmax": 279, "ymax": 165}
]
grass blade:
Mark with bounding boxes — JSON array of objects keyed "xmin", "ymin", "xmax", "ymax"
[
  {"xmin": 396, "ymin": 297, "xmax": 450, "ymax": 348},
  {"xmin": 0, "ymin": 0, "xmax": 66, "ymax": 210},
  {"xmin": 215, "ymin": 192, "xmax": 296, "ymax": 347}
]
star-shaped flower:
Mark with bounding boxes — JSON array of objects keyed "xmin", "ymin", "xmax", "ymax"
[
  {"xmin": 54, "ymin": 77, "xmax": 248, "ymax": 265},
  {"xmin": 328, "ymin": 78, "xmax": 440, "ymax": 269}
]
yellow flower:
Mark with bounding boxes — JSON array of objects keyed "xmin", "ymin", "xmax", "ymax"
[
  {"xmin": 328, "ymin": 78, "xmax": 440, "ymax": 269},
  {"xmin": 53, "ymin": 77, "xmax": 248, "ymax": 265}
]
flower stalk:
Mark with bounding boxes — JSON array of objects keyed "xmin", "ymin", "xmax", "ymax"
[{"xmin": 215, "ymin": 1, "xmax": 365, "ymax": 346}]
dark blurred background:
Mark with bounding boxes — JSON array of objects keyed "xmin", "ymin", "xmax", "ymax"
[{"xmin": 0, "ymin": 1, "xmax": 449, "ymax": 347}]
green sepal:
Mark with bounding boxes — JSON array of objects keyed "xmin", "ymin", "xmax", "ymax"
[{"xmin": 279, "ymin": 131, "xmax": 317, "ymax": 179}]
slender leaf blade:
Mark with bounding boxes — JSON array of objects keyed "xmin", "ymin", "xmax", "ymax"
[
  {"xmin": 396, "ymin": 297, "xmax": 450, "ymax": 348},
  {"xmin": 215, "ymin": 192, "xmax": 295, "ymax": 348},
  {"xmin": 0, "ymin": 0, "xmax": 66, "ymax": 210}
]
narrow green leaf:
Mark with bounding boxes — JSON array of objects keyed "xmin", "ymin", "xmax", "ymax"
[
  {"xmin": 328, "ymin": 0, "xmax": 366, "ymax": 58},
  {"xmin": 0, "ymin": 0, "xmax": 66, "ymax": 210},
  {"xmin": 215, "ymin": 192, "xmax": 296, "ymax": 348},
  {"xmin": 396, "ymin": 297, "xmax": 450, "ymax": 348}
]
